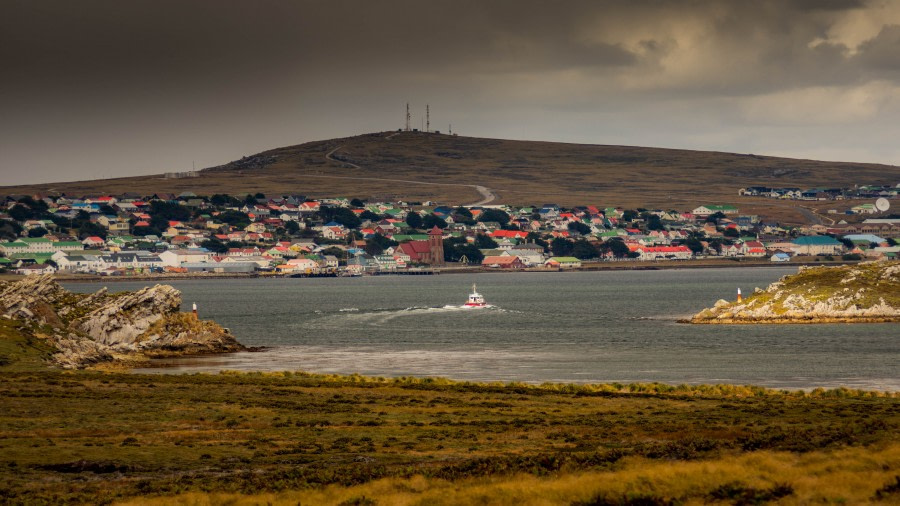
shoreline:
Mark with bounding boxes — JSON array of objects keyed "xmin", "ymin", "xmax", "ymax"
[
  {"xmin": 683, "ymin": 261, "xmax": 900, "ymax": 326},
  {"xmin": 126, "ymin": 348, "xmax": 900, "ymax": 393},
  {"xmin": 684, "ymin": 316, "xmax": 900, "ymax": 324},
  {"xmin": 35, "ymin": 258, "xmax": 858, "ymax": 283},
  {"xmin": 127, "ymin": 364, "xmax": 900, "ymax": 394}
]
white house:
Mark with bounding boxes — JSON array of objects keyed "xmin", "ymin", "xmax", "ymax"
[
  {"xmin": 158, "ymin": 249, "xmax": 212, "ymax": 267},
  {"xmin": 53, "ymin": 253, "xmax": 104, "ymax": 272},
  {"xmin": 691, "ymin": 205, "xmax": 739, "ymax": 217},
  {"xmin": 635, "ymin": 245, "xmax": 693, "ymax": 261},
  {"xmin": 285, "ymin": 258, "xmax": 320, "ymax": 272}
]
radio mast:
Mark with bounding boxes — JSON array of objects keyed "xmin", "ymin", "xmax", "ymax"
[
  {"xmin": 426, "ymin": 104, "xmax": 430, "ymax": 133},
  {"xmin": 405, "ymin": 103, "xmax": 411, "ymax": 131}
]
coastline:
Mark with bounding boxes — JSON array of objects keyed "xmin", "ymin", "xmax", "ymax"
[
  {"xmin": 684, "ymin": 316, "xmax": 900, "ymax": 324},
  {"xmin": 130, "ymin": 349, "xmax": 900, "ymax": 392},
  {"xmin": 685, "ymin": 261, "xmax": 899, "ymax": 326},
  {"xmin": 23, "ymin": 258, "xmax": 859, "ymax": 283}
]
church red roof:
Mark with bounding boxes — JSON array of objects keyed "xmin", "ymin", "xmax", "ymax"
[{"xmin": 396, "ymin": 240, "xmax": 433, "ymax": 261}]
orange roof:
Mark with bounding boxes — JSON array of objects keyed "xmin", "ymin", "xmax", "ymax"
[{"xmin": 482, "ymin": 256, "xmax": 520, "ymax": 264}]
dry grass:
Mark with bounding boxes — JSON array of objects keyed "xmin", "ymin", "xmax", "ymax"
[
  {"xmin": 120, "ymin": 444, "xmax": 900, "ymax": 505},
  {"xmin": 0, "ymin": 359, "xmax": 897, "ymax": 503},
  {"xmin": 1, "ymin": 131, "xmax": 895, "ymax": 223}
]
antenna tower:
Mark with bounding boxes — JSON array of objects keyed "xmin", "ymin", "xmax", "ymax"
[
  {"xmin": 405, "ymin": 103, "xmax": 411, "ymax": 131},
  {"xmin": 426, "ymin": 104, "xmax": 430, "ymax": 133}
]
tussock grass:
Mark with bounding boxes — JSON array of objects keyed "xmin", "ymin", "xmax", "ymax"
[
  {"xmin": 120, "ymin": 444, "xmax": 900, "ymax": 505},
  {"xmin": 219, "ymin": 369, "xmax": 898, "ymax": 399}
]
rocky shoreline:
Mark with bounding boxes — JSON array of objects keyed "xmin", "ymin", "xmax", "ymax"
[
  {"xmin": 0, "ymin": 275, "xmax": 244, "ymax": 368},
  {"xmin": 687, "ymin": 261, "xmax": 900, "ymax": 324}
]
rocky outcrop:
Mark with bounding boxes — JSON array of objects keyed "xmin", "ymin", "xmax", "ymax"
[
  {"xmin": 688, "ymin": 261, "xmax": 900, "ymax": 324},
  {"xmin": 0, "ymin": 275, "xmax": 244, "ymax": 368},
  {"xmin": 0, "ymin": 274, "xmax": 71, "ymax": 324},
  {"xmin": 75, "ymin": 285, "xmax": 181, "ymax": 345}
]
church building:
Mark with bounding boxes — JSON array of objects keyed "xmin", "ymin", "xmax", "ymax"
[{"xmin": 394, "ymin": 226, "xmax": 445, "ymax": 266}]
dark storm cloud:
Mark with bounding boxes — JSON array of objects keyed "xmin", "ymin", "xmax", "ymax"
[
  {"xmin": 790, "ymin": 0, "xmax": 864, "ymax": 11},
  {"xmin": 855, "ymin": 24, "xmax": 900, "ymax": 70},
  {"xmin": 0, "ymin": 1, "xmax": 637, "ymax": 89},
  {"xmin": 2, "ymin": 0, "xmax": 900, "ymax": 185},
  {"xmin": 2, "ymin": 0, "xmax": 891, "ymax": 96}
]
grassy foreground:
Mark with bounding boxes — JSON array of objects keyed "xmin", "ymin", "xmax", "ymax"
[{"xmin": 1, "ymin": 320, "xmax": 899, "ymax": 505}]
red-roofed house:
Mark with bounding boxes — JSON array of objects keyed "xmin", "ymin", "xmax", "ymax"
[
  {"xmin": 490, "ymin": 230, "xmax": 529, "ymax": 239},
  {"xmin": 635, "ymin": 245, "xmax": 692, "ymax": 261},
  {"xmin": 82, "ymin": 236, "xmax": 105, "ymax": 247},
  {"xmin": 744, "ymin": 241, "xmax": 767, "ymax": 257},
  {"xmin": 322, "ymin": 226, "xmax": 348, "ymax": 240},
  {"xmin": 300, "ymin": 201, "xmax": 320, "ymax": 213}
]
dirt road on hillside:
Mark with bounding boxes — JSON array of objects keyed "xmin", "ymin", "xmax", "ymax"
[{"xmin": 322, "ymin": 146, "xmax": 496, "ymax": 205}]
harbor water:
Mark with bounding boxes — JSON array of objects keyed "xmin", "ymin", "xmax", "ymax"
[{"xmin": 65, "ymin": 267, "xmax": 900, "ymax": 390}]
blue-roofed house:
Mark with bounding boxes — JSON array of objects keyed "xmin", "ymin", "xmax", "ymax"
[{"xmin": 770, "ymin": 251, "xmax": 791, "ymax": 262}]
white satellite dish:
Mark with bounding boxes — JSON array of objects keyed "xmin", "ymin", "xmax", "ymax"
[{"xmin": 875, "ymin": 198, "xmax": 890, "ymax": 212}]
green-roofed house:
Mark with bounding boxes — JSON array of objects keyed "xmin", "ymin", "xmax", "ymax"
[
  {"xmin": 10, "ymin": 252, "xmax": 55, "ymax": 264},
  {"xmin": 546, "ymin": 256, "xmax": 582, "ymax": 269},
  {"xmin": 598, "ymin": 230, "xmax": 623, "ymax": 240},
  {"xmin": 383, "ymin": 208, "xmax": 407, "ymax": 219},
  {"xmin": 0, "ymin": 241, "xmax": 28, "ymax": 256},
  {"xmin": 51, "ymin": 241, "xmax": 84, "ymax": 252},
  {"xmin": 792, "ymin": 235, "xmax": 843, "ymax": 256},
  {"xmin": 0, "ymin": 237, "xmax": 79, "ymax": 254}
]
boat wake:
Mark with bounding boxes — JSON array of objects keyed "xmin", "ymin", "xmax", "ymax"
[
  {"xmin": 309, "ymin": 285, "xmax": 511, "ymax": 326},
  {"xmin": 314, "ymin": 304, "xmax": 507, "ymax": 326}
]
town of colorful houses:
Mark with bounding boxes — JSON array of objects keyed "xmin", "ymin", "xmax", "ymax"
[{"xmin": 0, "ymin": 190, "xmax": 897, "ymax": 276}]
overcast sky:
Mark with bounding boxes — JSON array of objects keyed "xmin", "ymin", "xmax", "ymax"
[{"xmin": 2, "ymin": 0, "xmax": 900, "ymax": 185}]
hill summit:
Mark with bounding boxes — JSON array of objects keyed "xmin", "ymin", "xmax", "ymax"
[{"xmin": 1, "ymin": 131, "xmax": 895, "ymax": 214}]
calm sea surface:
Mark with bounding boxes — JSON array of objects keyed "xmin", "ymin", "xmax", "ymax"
[{"xmin": 64, "ymin": 268, "xmax": 899, "ymax": 390}]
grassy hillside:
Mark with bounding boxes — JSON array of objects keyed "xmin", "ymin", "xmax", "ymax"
[
  {"xmin": 0, "ymin": 323, "xmax": 898, "ymax": 504},
  {"xmin": 1, "ymin": 131, "xmax": 896, "ymax": 222}
]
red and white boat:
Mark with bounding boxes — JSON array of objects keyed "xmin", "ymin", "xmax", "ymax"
[{"xmin": 464, "ymin": 283, "xmax": 487, "ymax": 308}]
